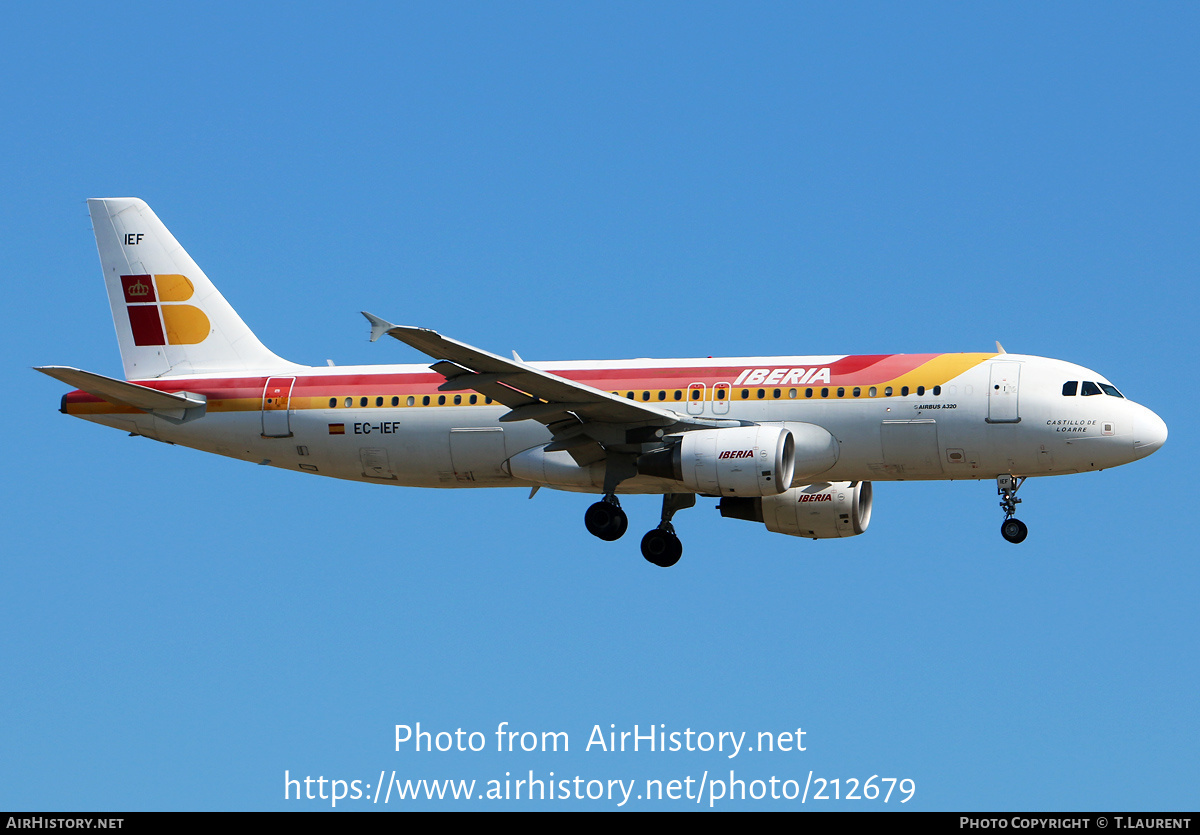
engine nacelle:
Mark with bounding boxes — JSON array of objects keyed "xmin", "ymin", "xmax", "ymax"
[
  {"xmin": 719, "ymin": 481, "xmax": 873, "ymax": 539},
  {"xmin": 778, "ymin": 422, "xmax": 839, "ymax": 482},
  {"xmin": 637, "ymin": 425, "xmax": 796, "ymax": 497}
]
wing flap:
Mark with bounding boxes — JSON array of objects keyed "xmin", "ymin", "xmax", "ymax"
[{"xmin": 429, "ymin": 361, "xmax": 540, "ymax": 410}]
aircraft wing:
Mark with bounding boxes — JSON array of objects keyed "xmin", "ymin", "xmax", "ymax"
[
  {"xmin": 362, "ymin": 312, "xmax": 740, "ymax": 465},
  {"xmin": 363, "ymin": 312, "xmax": 681, "ymax": 427}
]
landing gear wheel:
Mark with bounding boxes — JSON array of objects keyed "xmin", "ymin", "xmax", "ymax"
[
  {"xmin": 585, "ymin": 501, "xmax": 628, "ymax": 541},
  {"xmin": 641, "ymin": 528, "xmax": 683, "ymax": 567},
  {"xmin": 1001, "ymin": 518, "xmax": 1028, "ymax": 544}
]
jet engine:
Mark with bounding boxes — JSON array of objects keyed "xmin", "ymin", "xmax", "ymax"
[
  {"xmin": 719, "ymin": 481, "xmax": 873, "ymax": 539},
  {"xmin": 636, "ymin": 425, "xmax": 796, "ymax": 497}
]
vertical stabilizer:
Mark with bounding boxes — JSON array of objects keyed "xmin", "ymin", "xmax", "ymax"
[{"xmin": 88, "ymin": 198, "xmax": 298, "ymax": 379}]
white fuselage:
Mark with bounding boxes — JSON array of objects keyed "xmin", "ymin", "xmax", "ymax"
[{"xmin": 65, "ymin": 352, "xmax": 1165, "ymax": 493}]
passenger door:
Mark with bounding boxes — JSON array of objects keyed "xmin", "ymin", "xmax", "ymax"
[{"xmin": 987, "ymin": 362, "xmax": 1021, "ymax": 423}]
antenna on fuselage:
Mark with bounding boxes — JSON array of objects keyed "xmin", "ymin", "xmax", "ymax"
[{"xmin": 995, "ymin": 341, "xmax": 1007, "ymax": 354}]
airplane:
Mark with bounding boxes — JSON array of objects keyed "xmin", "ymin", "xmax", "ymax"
[{"xmin": 37, "ymin": 198, "xmax": 1168, "ymax": 567}]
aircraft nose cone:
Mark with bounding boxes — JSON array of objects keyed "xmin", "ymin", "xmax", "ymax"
[{"xmin": 1133, "ymin": 408, "xmax": 1168, "ymax": 459}]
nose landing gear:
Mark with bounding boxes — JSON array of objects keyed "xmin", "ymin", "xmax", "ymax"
[
  {"xmin": 997, "ymin": 475, "xmax": 1028, "ymax": 543},
  {"xmin": 1001, "ymin": 517, "xmax": 1029, "ymax": 544}
]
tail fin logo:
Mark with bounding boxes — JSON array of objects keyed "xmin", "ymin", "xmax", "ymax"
[
  {"xmin": 126, "ymin": 278, "xmax": 151, "ymax": 298},
  {"xmin": 120, "ymin": 274, "xmax": 211, "ymax": 346}
]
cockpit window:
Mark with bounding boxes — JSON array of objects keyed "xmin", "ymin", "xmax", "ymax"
[
  {"xmin": 1099, "ymin": 383, "xmax": 1124, "ymax": 398},
  {"xmin": 1062, "ymin": 381, "xmax": 1078, "ymax": 396},
  {"xmin": 1080, "ymin": 381, "xmax": 1102, "ymax": 396}
]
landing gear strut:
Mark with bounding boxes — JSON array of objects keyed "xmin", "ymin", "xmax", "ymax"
[
  {"xmin": 997, "ymin": 475, "xmax": 1028, "ymax": 544},
  {"xmin": 640, "ymin": 493, "xmax": 695, "ymax": 567},
  {"xmin": 584, "ymin": 495, "xmax": 628, "ymax": 541}
]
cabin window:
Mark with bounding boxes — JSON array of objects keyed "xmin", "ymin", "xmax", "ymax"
[
  {"xmin": 741, "ymin": 389, "xmax": 749, "ymax": 399},
  {"xmin": 437, "ymin": 395, "xmax": 446, "ymax": 405},
  {"xmin": 821, "ymin": 388, "xmax": 829, "ymax": 398},
  {"xmin": 376, "ymin": 396, "xmax": 384, "ymax": 407},
  {"xmin": 916, "ymin": 386, "xmax": 925, "ymax": 396},
  {"xmin": 788, "ymin": 388, "xmax": 797, "ymax": 399},
  {"xmin": 642, "ymin": 391, "xmax": 650, "ymax": 401},
  {"xmin": 422, "ymin": 395, "xmax": 430, "ymax": 406},
  {"xmin": 329, "ymin": 398, "xmax": 337, "ymax": 408},
  {"xmin": 716, "ymin": 388, "xmax": 726, "ymax": 400},
  {"xmin": 869, "ymin": 387, "xmax": 877, "ymax": 397},
  {"xmin": 756, "ymin": 389, "xmax": 765, "ymax": 399},
  {"xmin": 852, "ymin": 387, "xmax": 861, "ymax": 397},
  {"xmin": 932, "ymin": 385, "xmax": 941, "ymax": 396},
  {"xmin": 900, "ymin": 386, "xmax": 909, "ymax": 397},
  {"xmin": 391, "ymin": 396, "xmax": 399, "ymax": 406},
  {"xmin": 627, "ymin": 391, "xmax": 635, "ymax": 400},
  {"xmin": 360, "ymin": 397, "xmax": 368, "ymax": 407},
  {"xmin": 692, "ymin": 389, "xmax": 702, "ymax": 400},
  {"xmin": 406, "ymin": 396, "xmax": 415, "ymax": 406},
  {"xmin": 345, "ymin": 397, "xmax": 353, "ymax": 408},
  {"xmin": 805, "ymin": 388, "xmax": 813, "ymax": 398},
  {"xmin": 884, "ymin": 387, "xmax": 893, "ymax": 397},
  {"xmin": 454, "ymin": 394, "xmax": 462, "ymax": 405},
  {"xmin": 658, "ymin": 391, "xmax": 666, "ymax": 401},
  {"xmin": 673, "ymin": 390, "xmax": 683, "ymax": 401},
  {"xmin": 470, "ymin": 394, "xmax": 478, "ymax": 404},
  {"xmin": 836, "ymin": 387, "xmax": 845, "ymax": 398}
]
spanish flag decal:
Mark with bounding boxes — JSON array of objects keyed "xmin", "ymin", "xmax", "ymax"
[{"xmin": 328, "ymin": 423, "xmax": 345, "ymax": 435}]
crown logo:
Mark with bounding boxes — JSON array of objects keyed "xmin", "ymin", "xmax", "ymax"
[{"xmin": 127, "ymin": 279, "xmax": 150, "ymax": 297}]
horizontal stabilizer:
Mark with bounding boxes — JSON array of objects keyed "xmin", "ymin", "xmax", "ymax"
[{"xmin": 35, "ymin": 366, "xmax": 206, "ymax": 422}]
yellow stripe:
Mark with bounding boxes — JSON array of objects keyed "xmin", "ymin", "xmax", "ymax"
[{"xmin": 878, "ymin": 353, "xmax": 995, "ymax": 389}]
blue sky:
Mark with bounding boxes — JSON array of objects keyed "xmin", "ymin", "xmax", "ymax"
[{"xmin": 2, "ymin": 2, "xmax": 1195, "ymax": 810}]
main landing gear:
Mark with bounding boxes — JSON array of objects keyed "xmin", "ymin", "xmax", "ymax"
[
  {"xmin": 584, "ymin": 493, "xmax": 696, "ymax": 567},
  {"xmin": 997, "ymin": 474, "xmax": 1028, "ymax": 544},
  {"xmin": 640, "ymin": 493, "xmax": 695, "ymax": 568},
  {"xmin": 640, "ymin": 528, "xmax": 681, "ymax": 567},
  {"xmin": 584, "ymin": 496, "xmax": 628, "ymax": 542}
]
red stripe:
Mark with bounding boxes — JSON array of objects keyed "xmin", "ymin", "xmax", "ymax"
[{"xmin": 110, "ymin": 353, "xmax": 956, "ymax": 398}]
